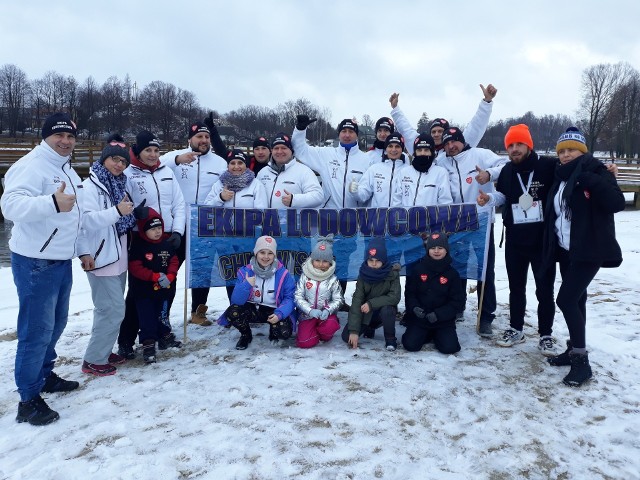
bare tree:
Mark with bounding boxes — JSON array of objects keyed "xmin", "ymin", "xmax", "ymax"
[
  {"xmin": 77, "ymin": 76, "xmax": 101, "ymax": 138},
  {"xmin": 0, "ymin": 64, "xmax": 30, "ymax": 136},
  {"xmin": 579, "ymin": 62, "xmax": 633, "ymax": 151}
]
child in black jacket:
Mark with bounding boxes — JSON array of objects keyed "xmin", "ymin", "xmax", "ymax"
[
  {"xmin": 128, "ymin": 208, "xmax": 181, "ymax": 363},
  {"xmin": 402, "ymin": 232, "xmax": 465, "ymax": 354}
]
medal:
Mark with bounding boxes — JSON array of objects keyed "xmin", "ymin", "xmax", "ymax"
[{"xmin": 519, "ymin": 193, "xmax": 533, "ymax": 210}]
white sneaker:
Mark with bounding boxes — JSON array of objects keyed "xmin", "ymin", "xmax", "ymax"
[
  {"xmin": 538, "ymin": 336, "xmax": 560, "ymax": 357},
  {"xmin": 496, "ymin": 328, "xmax": 525, "ymax": 347}
]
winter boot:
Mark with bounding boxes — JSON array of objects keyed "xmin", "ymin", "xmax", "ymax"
[
  {"xmin": 108, "ymin": 353, "xmax": 126, "ymax": 365},
  {"xmin": 548, "ymin": 339, "xmax": 573, "ymax": 367},
  {"xmin": 142, "ymin": 340, "xmax": 157, "ymax": 364},
  {"xmin": 117, "ymin": 344, "xmax": 136, "ymax": 360},
  {"xmin": 190, "ymin": 304, "xmax": 213, "ymax": 326},
  {"xmin": 16, "ymin": 395, "xmax": 60, "ymax": 426},
  {"xmin": 385, "ymin": 337, "xmax": 398, "ymax": 352},
  {"xmin": 235, "ymin": 333, "xmax": 252, "ymax": 350},
  {"xmin": 41, "ymin": 372, "xmax": 79, "ymax": 393},
  {"xmin": 82, "ymin": 361, "xmax": 116, "ymax": 377},
  {"xmin": 158, "ymin": 333, "xmax": 182, "ymax": 350},
  {"xmin": 563, "ymin": 352, "xmax": 593, "ymax": 387}
]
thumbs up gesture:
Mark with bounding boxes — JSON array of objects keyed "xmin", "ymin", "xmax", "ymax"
[
  {"xmin": 117, "ymin": 193, "xmax": 134, "ymax": 216},
  {"xmin": 475, "ymin": 165, "xmax": 490, "ymax": 185},
  {"xmin": 282, "ymin": 189, "xmax": 293, "ymax": 207},
  {"xmin": 53, "ymin": 181, "xmax": 76, "ymax": 212},
  {"xmin": 349, "ymin": 180, "xmax": 359, "ymax": 193},
  {"xmin": 477, "ymin": 189, "xmax": 490, "ymax": 207}
]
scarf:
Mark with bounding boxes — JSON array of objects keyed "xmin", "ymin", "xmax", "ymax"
[
  {"xmin": 412, "ymin": 154, "xmax": 434, "ymax": 173},
  {"xmin": 91, "ymin": 162, "xmax": 136, "ymax": 236},
  {"xmin": 373, "ymin": 139, "xmax": 385, "ymax": 150},
  {"xmin": 358, "ymin": 260, "xmax": 392, "ymax": 284},
  {"xmin": 220, "ymin": 169, "xmax": 255, "ymax": 192},
  {"xmin": 302, "ymin": 258, "xmax": 336, "ymax": 282},
  {"xmin": 249, "ymin": 256, "xmax": 278, "ymax": 279},
  {"xmin": 420, "ymin": 253, "xmax": 452, "ymax": 274},
  {"xmin": 341, "ymin": 141, "xmax": 358, "ymax": 151},
  {"xmin": 553, "ymin": 155, "xmax": 584, "ymax": 220}
]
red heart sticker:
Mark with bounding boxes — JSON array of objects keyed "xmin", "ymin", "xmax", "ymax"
[
  {"xmin": 584, "ymin": 190, "xmax": 590, "ymax": 199},
  {"xmin": 420, "ymin": 274, "xmax": 428, "ymax": 282},
  {"xmin": 466, "ymin": 177, "xmax": 473, "ymax": 184},
  {"xmin": 440, "ymin": 276, "xmax": 448, "ymax": 284},
  {"xmin": 431, "ymin": 233, "xmax": 440, "ymax": 239},
  {"xmin": 319, "ymin": 245, "xmax": 326, "ymax": 250},
  {"xmin": 145, "ymin": 253, "xmax": 153, "ymax": 261},
  {"xmin": 265, "ymin": 237, "xmax": 273, "ymax": 243},
  {"xmin": 369, "ymin": 248, "xmax": 377, "ymax": 257},
  {"xmin": 306, "ymin": 282, "xmax": 313, "ymax": 289},
  {"xmin": 254, "ymin": 290, "xmax": 261, "ymax": 298},
  {"xmin": 275, "ymin": 191, "xmax": 281, "ymax": 197}
]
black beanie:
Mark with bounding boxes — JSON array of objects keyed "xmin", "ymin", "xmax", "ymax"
[
  {"xmin": 430, "ymin": 118, "xmax": 450, "ymax": 131},
  {"xmin": 188, "ymin": 121, "xmax": 210, "ymax": 139},
  {"xmin": 271, "ymin": 133, "xmax": 294, "ymax": 153},
  {"xmin": 375, "ymin": 117, "xmax": 395, "ymax": 134},
  {"xmin": 100, "ymin": 134, "xmax": 129, "ymax": 164},
  {"xmin": 422, "ymin": 232, "xmax": 450, "ymax": 251},
  {"xmin": 337, "ymin": 119, "xmax": 359, "ymax": 135},
  {"xmin": 227, "ymin": 149, "xmax": 250, "ymax": 166},
  {"xmin": 132, "ymin": 130, "xmax": 161, "ymax": 156},
  {"xmin": 441, "ymin": 127, "xmax": 465, "ymax": 145},
  {"xmin": 384, "ymin": 132, "xmax": 405, "ymax": 151},
  {"xmin": 253, "ymin": 136, "xmax": 271, "ymax": 150},
  {"xmin": 42, "ymin": 113, "xmax": 77, "ymax": 139}
]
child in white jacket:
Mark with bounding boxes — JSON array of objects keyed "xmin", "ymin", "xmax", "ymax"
[{"xmin": 294, "ymin": 234, "xmax": 343, "ymax": 348}]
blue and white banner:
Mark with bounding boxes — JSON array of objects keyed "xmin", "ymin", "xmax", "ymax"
[{"xmin": 187, "ymin": 205, "xmax": 490, "ymax": 288}]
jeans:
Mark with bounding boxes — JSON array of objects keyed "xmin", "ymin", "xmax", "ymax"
[{"xmin": 12, "ymin": 253, "xmax": 73, "ymax": 401}]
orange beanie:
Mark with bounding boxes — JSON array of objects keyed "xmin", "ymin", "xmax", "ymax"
[{"xmin": 504, "ymin": 124, "xmax": 533, "ymax": 150}]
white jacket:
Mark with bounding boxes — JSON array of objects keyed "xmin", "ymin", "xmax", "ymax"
[
  {"xmin": 438, "ymin": 147, "xmax": 508, "ymax": 218},
  {"xmin": 390, "ymin": 99, "xmax": 493, "ymax": 156},
  {"xmin": 391, "ymin": 165, "xmax": 453, "ymax": 207},
  {"xmin": 366, "ymin": 147, "xmax": 385, "ymax": 166},
  {"xmin": 124, "ymin": 163, "xmax": 185, "ymax": 234},
  {"xmin": 204, "ymin": 177, "xmax": 268, "ymax": 208},
  {"xmin": 256, "ymin": 159, "xmax": 324, "ymax": 209},
  {"xmin": 1, "ymin": 141, "xmax": 84, "ymax": 260},
  {"xmin": 354, "ymin": 157, "xmax": 409, "ymax": 208},
  {"xmin": 77, "ymin": 171, "xmax": 126, "ymax": 270},
  {"xmin": 294, "ymin": 264, "xmax": 343, "ymax": 320},
  {"xmin": 160, "ymin": 148, "xmax": 227, "ymax": 204},
  {"xmin": 291, "ymin": 128, "xmax": 371, "ymax": 209}
]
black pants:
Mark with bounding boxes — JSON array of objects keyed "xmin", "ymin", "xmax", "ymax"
[
  {"xmin": 341, "ymin": 305, "xmax": 397, "ymax": 342},
  {"xmin": 505, "ymin": 239, "xmax": 556, "ymax": 336},
  {"xmin": 555, "ymin": 248, "xmax": 600, "ymax": 350},
  {"xmin": 402, "ymin": 324, "xmax": 460, "ymax": 354},
  {"xmin": 224, "ymin": 303, "xmax": 292, "ymax": 340},
  {"xmin": 176, "ymin": 237, "xmax": 210, "ymax": 313},
  {"xmin": 461, "ymin": 225, "xmax": 496, "ymax": 323}
]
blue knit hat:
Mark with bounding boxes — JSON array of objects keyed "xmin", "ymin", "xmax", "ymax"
[{"xmin": 365, "ymin": 237, "xmax": 388, "ymax": 263}]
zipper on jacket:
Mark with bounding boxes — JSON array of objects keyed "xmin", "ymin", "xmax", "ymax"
[
  {"xmin": 40, "ymin": 228, "xmax": 59, "ymax": 253},
  {"xmin": 452, "ymin": 157, "xmax": 465, "ymax": 202},
  {"xmin": 341, "ymin": 149, "xmax": 351, "ymax": 208},
  {"xmin": 63, "ymin": 166, "xmax": 81, "ymax": 257},
  {"xmin": 195, "ymin": 159, "xmax": 201, "ymax": 202},
  {"xmin": 388, "ymin": 161, "xmax": 397, "ymax": 207},
  {"xmin": 412, "ymin": 173, "xmax": 423, "ymax": 206},
  {"xmin": 268, "ymin": 171, "xmax": 280, "ymax": 208},
  {"xmin": 94, "ymin": 239, "xmax": 106, "ymax": 260}
]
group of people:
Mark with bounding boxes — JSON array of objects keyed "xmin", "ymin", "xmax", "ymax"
[{"xmin": 1, "ymin": 84, "xmax": 625, "ymax": 425}]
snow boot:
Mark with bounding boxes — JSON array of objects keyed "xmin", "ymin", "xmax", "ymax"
[
  {"xmin": 158, "ymin": 332, "xmax": 182, "ymax": 350},
  {"xmin": 563, "ymin": 352, "xmax": 593, "ymax": 387},
  {"xmin": 235, "ymin": 333, "xmax": 252, "ymax": 350},
  {"xmin": 16, "ymin": 395, "xmax": 59, "ymax": 426},
  {"xmin": 41, "ymin": 372, "xmax": 79, "ymax": 393},
  {"xmin": 142, "ymin": 340, "xmax": 157, "ymax": 364},
  {"xmin": 190, "ymin": 304, "xmax": 212, "ymax": 326},
  {"xmin": 548, "ymin": 339, "xmax": 573, "ymax": 367},
  {"xmin": 117, "ymin": 344, "xmax": 136, "ymax": 360}
]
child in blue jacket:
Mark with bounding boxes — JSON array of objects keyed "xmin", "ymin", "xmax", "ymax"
[{"xmin": 224, "ymin": 235, "xmax": 296, "ymax": 350}]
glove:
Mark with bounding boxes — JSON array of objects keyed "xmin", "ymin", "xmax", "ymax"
[
  {"xmin": 158, "ymin": 273, "xmax": 171, "ymax": 288},
  {"xmin": 204, "ymin": 111, "xmax": 216, "ymax": 133},
  {"xmin": 133, "ymin": 199, "xmax": 149, "ymax": 220},
  {"xmin": 167, "ymin": 232, "xmax": 181, "ymax": 250},
  {"xmin": 426, "ymin": 312, "xmax": 438, "ymax": 324},
  {"xmin": 319, "ymin": 310, "xmax": 330, "ymax": 321},
  {"xmin": 296, "ymin": 114, "xmax": 317, "ymax": 130},
  {"xmin": 309, "ymin": 309, "xmax": 322, "ymax": 319},
  {"xmin": 413, "ymin": 306, "xmax": 426, "ymax": 319},
  {"xmin": 349, "ymin": 180, "xmax": 359, "ymax": 193}
]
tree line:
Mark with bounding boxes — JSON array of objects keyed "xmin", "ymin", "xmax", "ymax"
[{"xmin": 1, "ymin": 62, "xmax": 638, "ymax": 157}]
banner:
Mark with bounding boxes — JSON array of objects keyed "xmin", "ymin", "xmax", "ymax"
[{"xmin": 187, "ymin": 205, "xmax": 490, "ymax": 288}]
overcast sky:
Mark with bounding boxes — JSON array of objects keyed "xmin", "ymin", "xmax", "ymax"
[{"xmin": 3, "ymin": 0, "xmax": 640, "ymax": 129}]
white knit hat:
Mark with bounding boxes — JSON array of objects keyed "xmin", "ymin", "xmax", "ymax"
[{"xmin": 253, "ymin": 235, "xmax": 277, "ymax": 255}]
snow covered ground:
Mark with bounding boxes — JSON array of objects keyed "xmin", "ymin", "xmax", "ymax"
[{"xmin": 0, "ymin": 210, "xmax": 639, "ymax": 480}]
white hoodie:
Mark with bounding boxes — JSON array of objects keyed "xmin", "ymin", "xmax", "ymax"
[{"xmin": 1, "ymin": 141, "xmax": 83, "ymax": 260}]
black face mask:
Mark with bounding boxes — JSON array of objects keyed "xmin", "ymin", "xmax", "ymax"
[{"xmin": 412, "ymin": 154, "xmax": 434, "ymax": 172}]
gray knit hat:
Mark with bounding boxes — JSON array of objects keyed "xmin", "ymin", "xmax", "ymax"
[{"xmin": 310, "ymin": 234, "xmax": 335, "ymax": 263}]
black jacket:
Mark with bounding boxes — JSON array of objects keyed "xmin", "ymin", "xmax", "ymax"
[
  {"xmin": 543, "ymin": 154, "xmax": 625, "ymax": 268},
  {"xmin": 404, "ymin": 254, "xmax": 465, "ymax": 329},
  {"xmin": 495, "ymin": 151, "xmax": 556, "ymax": 247}
]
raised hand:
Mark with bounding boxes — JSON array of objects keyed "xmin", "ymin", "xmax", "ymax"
[
  {"xmin": 389, "ymin": 92, "xmax": 399, "ymax": 109},
  {"xmin": 475, "ymin": 165, "xmax": 490, "ymax": 185},
  {"xmin": 296, "ymin": 114, "xmax": 317, "ymax": 130},
  {"xmin": 54, "ymin": 181, "xmax": 76, "ymax": 212},
  {"xmin": 480, "ymin": 84, "xmax": 498, "ymax": 102},
  {"xmin": 477, "ymin": 189, "xmax": 490, "ymax": 206},
  {"xmin": 133, "ymin": 198, "xmax": 149, "ymax": 220},
  {"xmin": 117, "ymin": 193, "xmax": 134, "ymax": 216}
]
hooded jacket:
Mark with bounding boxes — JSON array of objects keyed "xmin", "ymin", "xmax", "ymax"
[{"xmin": 1, "ymin": 140, "xmax": 84, "ymax": 260}]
